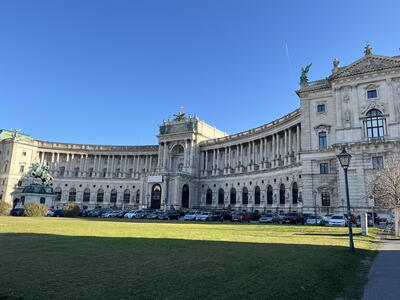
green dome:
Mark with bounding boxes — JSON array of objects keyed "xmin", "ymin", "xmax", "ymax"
[{"xmin": 22, "ymin": 183, "xmax": 53, "ymax": 195}]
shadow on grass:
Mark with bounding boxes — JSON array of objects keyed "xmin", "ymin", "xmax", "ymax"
[
  {"xmin": 296, "ymin": 232, "xmax": 363, "ymax": 237},
  {"xmin": 0, "ymin": 232, "xmax": 376, "ymax": 300}
]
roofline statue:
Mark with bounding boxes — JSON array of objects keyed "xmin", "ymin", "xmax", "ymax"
[
  {"xmin": 28, "ymin": 162, "xmax": 53, "ymax": 186},
  {"xmin": 300, "ymin": 63, "xmax": 312, "ymax": 84}
]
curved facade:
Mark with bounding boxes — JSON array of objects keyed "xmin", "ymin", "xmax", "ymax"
[{"xmin": 1, "ymin": 47, "xmax": 400, "ymax": 214}]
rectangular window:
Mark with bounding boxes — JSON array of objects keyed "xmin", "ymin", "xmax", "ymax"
[
  {"xmin": 88, "ymin": 168, "xmax": 93, "ymax": 177},
  {"xmin": 40, "ymin": 197, "xmax": 46, "ymax": 204},
  {"xmin": 22, "ymin": 151, "xmax": 27, "ymax": 156},
  {"xmin": 321, "ymin": 192, "xmax": 330, "ymax": 206},
  {"xmin": 372, "ymin": 156, "xmax": 384, "ymax": 169},
  {"xmin": 320, "ymin": 163, "xmax": 329, "ymax": 174},
  {"xmin": 317, "ymin": 104, "xmax": 326, "ymax": 113},
  {"xmin": 319, "ymin": 132, "xmax": 327, "ymax": 148},
  {"xmin": 367, "ymin": 90, "xmax": 377, "ymax": 99},
  {"xmin": 20, "ymin": 165, "xmax": 25, "ymax": 173}
]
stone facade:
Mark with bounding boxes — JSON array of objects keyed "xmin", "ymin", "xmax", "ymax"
[{"xmin": 1, "ymin": 47, "xmax": 400, "ymax": 214}]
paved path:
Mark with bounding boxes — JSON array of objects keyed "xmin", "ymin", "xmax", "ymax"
[{"xmin": 362, "ymin": 238, "xmax": 400, "ymax": 300}]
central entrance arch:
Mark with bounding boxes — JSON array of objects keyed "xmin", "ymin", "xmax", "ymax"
[
  {"xmin": 182, "ymin": 184, "xmax": 189, "ymax": 208},
  {"xmin": 151, "ymin": 184, "xmax": 161, "ymax": 209}
]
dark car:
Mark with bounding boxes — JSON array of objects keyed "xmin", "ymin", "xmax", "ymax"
[
  {"xmin": 146, "ymin": 211, "xmax": 163, "ymax": 219},
  {"xmin": 53, "ymin": 209, "xmax": 65, "ymax": 217},
  {"xmin": 248, "ymin": 212, "xmax": 261, "ymax": 221},
  {"xmin": 159, "ymin": 211, "xmax": 181, "ymax": 220},
  {"xmin": 282, "ymin": 213, "xmax": 304, "ymax": 224},
  {"xmin": 209, "ymin": 211, "xmax": 223, "ymax": 221},
  {"xmin": 10, "ymin": 208, "xmax": 24, "ymax": 216},
  {"xmin": 231, "ymin": 212, "xmax": 251, "ymax": 222},
  {"xmin": 115, "ymin": 211, "xmax": 128, "ymax": 218}
]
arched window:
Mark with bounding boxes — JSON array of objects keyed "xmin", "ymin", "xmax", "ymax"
[
  {"xmin": 254, "ymin": 186, "xmax": 261, "ymax": 205},
  {"xmin": 68, "ymin": 188, "xmax": 76, "ymax": 202},
  {"xmin": 279, "ymin": 184, "xmax": 285, "ymax": 205},
  {"xmin": 54, "ymin": 187, "xmax": 62, "ymax": 201},
  {"xmin": 110, "ymin": 189, "xmax": 117, "ymax": 203},
  {"xmin": 321, "ymin": 192, "xmax": 331, "ymax": 206},
  {"xmin": 218, "ymin": 188, "xmax": 224, "ymax": 205},
  {"xmin": 292, "ymin": 182, "xmax": 298, "ymax": 204},
  {"xmin": 267, "ymin": 185, "xmax": 273, "ymax": 205},
  {"xmin": 230, "ymin": 188, "xmax": 236, "ymax": 205},
  {"xmin": 123, "ymin": 189, "xmax": 130, "ymax": 203},
  {"xmin": 136, "ymin": 190, "xmax": 140, "ymax": 203},
  {"xmin": 97, "ymin": 188, "xmax": 104, "ymax": 202},
  {"xmin": 366, "ymin": 109, "xmax": 384, "ymax": 138},
  {"xmin": 83, "ymin": 188, "xmax": 90, "ymax": 202},
  {"xmin": 206, "ymin": 188, "xmax": 212, "ymax": 205},
  {"xmin": 242, "ymin": 187, "xmax": 248, "ymax": 205}
]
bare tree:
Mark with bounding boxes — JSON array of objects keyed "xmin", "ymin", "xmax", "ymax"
[{"xmin": 370, "ymin": 152, "xmax": 400, "ymax": 235}]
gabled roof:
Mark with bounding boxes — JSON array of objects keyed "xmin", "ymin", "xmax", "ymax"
[{"xmin": 329, "ymin": 54, "xmax": 400, "ymax": 80}]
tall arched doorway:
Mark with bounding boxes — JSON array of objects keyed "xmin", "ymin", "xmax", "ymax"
[
  {"xmin": 182, "ymin": 184, "xmax": 189, "ymax": 208},
  {"xmin": 151, "ymin": 184, "xmax": 161, "ymax": 209}
]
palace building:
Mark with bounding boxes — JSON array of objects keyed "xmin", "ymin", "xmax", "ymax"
[{"xmin": 1, "ymin": 46, "xmax": 400, "ymax": 214}]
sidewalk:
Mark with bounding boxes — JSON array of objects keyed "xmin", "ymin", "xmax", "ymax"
[{"xmin": 362, "ymin": 238, "xmax": 400, "ymax": 300}]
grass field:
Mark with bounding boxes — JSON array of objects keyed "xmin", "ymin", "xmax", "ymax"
[{"xmin": 0, "ymin": 217, "xmax": 379, "ymax": 299}]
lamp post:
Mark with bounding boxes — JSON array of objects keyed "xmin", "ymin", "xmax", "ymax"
[
  {"xmin": 313, "ymin": 190, "xmax": 317, "ymax": 226},
  {"xmin": 337, "ymin": 147, "xmax": 355, "ymax": 252}
]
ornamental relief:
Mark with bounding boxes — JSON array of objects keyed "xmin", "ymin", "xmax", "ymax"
[{"xmin": 360, "ymin": 100, "xmax": 385, "ymax": 115}]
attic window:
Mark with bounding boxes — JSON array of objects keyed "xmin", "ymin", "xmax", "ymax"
[{"xmin": 367, "ymin": 90, "xmax": 378, "ymax": 99}]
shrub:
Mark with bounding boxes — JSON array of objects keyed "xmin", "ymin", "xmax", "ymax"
[
  {"xmin": 24, "ymin": 202, "xmax": 48, "ymax": 217},
  {"xmin": 63, "ymin": 203, "xmax": 80, "ymax": 217},
  {"xmin": 0, "ymin": 201, "xmax": 12, "ymax": 216}
]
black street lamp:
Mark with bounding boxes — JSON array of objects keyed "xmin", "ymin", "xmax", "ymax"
[{"xmin": 337, "ymin": 147, "xmax": 355, "ymax": 252}]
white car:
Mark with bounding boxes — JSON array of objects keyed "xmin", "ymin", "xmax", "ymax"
[
  {"xmin": 328, "ymin": 214, "xmax": 347, "ymax": 227},
  {"xmin": 184, "ymin": 211, "xmax": 200, "ymax": 221},
  {"xmin": 46, "ymin": 210, "xmax": 54, "ymax": 217},
  {"xmin": 196, "ymin": 212, "xmax": 212, "ymax": 221},
  {"xmin": 124, "ymin": 210, "xmax": 138, "ymax": 219},
  {"xmin": 100, "ymin": 211, "xmax": 114, "ymax": 218},
  {"xmin": 306, "ymin": 215, "xmax": 322, "ymax": 225},
  {"xmin": 322, "ymin": 214, "xmax": 333, "ymax": 225}
]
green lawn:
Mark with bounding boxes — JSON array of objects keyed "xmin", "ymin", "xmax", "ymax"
[{"xmin": 0, "ymin": 217, "xmax": 378, "ymax": 299}]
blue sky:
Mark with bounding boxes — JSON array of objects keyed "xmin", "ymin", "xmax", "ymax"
[{"xmin": 1, "ymin": 0, "xmax": 399, "ymax": 145}]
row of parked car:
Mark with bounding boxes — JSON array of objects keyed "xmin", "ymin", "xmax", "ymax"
[{"xmin": 8, "ymin": 207, "xmax": 380, "ymax": 227}]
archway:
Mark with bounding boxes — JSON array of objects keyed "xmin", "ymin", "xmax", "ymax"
[
  {"xmin": 151, "ymin": 184, "xmax": 161, "ymax": 209},
  {"xmin": 182, "ymin": 184, "xmax": 189, "ymax": 208}
]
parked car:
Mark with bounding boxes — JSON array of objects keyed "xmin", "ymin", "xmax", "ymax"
[
  {"xmin": 231, "ymin": 212, "xmax": 251, "ymax": 222},
  {"xmin": 209, "ymin": 211, "xmax": 223, "ymax": 221},
  {"xmin": 158, "ymin": 210, "xmax": 181, "ymax": 220},
  {"xmin": 321, "ymin": 214, "xmax": 333, "ymax": 225},
  {"xmin": 52, "ymin": 209, "xmax": 65, "ymax": 217},
  {"xmin": 124, "ymin": 210, "xmax": 138, "ymax": 219},
  {"xmin": 196, "ymin": 212, "xmax": 213, "ymax": 221},
  {"xmin": 259, "ymin": 213, "xmax": 274, "ymax": 223},
  {"xmin": 115, "ymin": 211, "xmax": 127, "ymax": 218},
  {"xmin": 135, "ymin": 210, "xmax": 154, "ymax": 219},
  {"xmin": 328, "ymin": 214, "xmax": 347, "ymax": 227},
  {"xmin": 146, "ymin": 211, "xmax": 163, "ymax": 219},
  {"xmin": 184, "ymin": 211, "xmax": 200, "ymax": 221},
  {"xmin": 46, "ymin": 209, "xmax": 55, "ymax": 217},
  {"xmin": 281, "ymin": 213, "xmax": 304, "ymax": 224},
  {"xmin": 100, "ymin": 210, "xmax": 113, "ymax": 218},
  {"xmin": 10, "ymin": 208, "xmax": 24, "ymax": 216},
  {"xmin": 306, "ymin": 215, "xmax": 323, "ymax": 225},
  {"xmin": 248, "ymin": 212, "xmax": 261, "ymax": 221},
  {"xmin": 355, "ymin": 215, "xmax": 374, "ymax": 227}
]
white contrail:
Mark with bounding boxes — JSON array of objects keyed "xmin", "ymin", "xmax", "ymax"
[{"xmin": 285, "ymin": 42, "xmax": 292, "ymax": 73}]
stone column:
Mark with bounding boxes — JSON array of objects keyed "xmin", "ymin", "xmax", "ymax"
[
  {"xmin": 240, "ymin": 144, "xmax": 244, "ymax": 170},
  {"xmin": 157, "ymin": 144, "xmax": 162, "ymax": 170},
  {"xmin": 276, "ymin": 133, "xmax": 280, "ymax": 166},
  {"xmin": 288, "ymin": 129, "xmax": 292, "ymax": 164},
  {"xmin": 216, "ymin": 148, "xmax": 220, "ymax": 172},
  {"xmin": 224, "ymin": 147, "xmax": 227, "ymax": 169},
  {"xmin": 123, "ymin": 155, "xmax": 128, "ymax": 177},
  {"xmin": 284, "ymin": 130, "xmax": 288, "ymax": 165},
  {"xmin": 296, "ymin": 124, "xmax": 301, "ymax": 162},
  {"xmin": 184, "ymin": 140, "xmax": 188, "ymax": 168},
  {"xmin": 272, "ymin": 135, "xmax": 276, "ymax": 167},
  {"xmin": 79, "ymin": 154, "xmax": 84, "ymax": 177},
  {"xmin": 163, "ymin": 143, "xmax": 168, "ymax": 170},
  {"xmin": 189, "ymin": 140, "xmax": 194, "ymax": 169},
  {"xmin": 205, "ymin": 150, "xmax": 208, "ymax": 171},
  {"xmin": 236, "ymin": 145, "xmax": 239, "ymax": 169}
]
